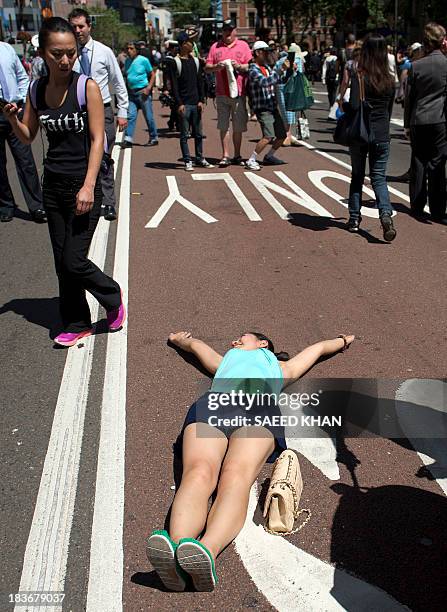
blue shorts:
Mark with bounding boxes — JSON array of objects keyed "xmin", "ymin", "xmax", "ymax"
[{"xmin": 179, "ymin": 391, "xmax": 287, "ymax": 463}]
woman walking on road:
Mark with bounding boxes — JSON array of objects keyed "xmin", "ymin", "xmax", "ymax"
[
  {"xmin": 339, "ymin": 34, "xmax": 397, "ymax": 241},
  {"xmin": 3, "ymin": 17, "xmax": 125, "ymax": 347},
  {"xmin": 146, "ymin": 330, "xmax": 354, "ymax": 591}
]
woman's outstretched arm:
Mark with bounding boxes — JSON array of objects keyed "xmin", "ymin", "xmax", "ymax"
[
  {"xmin": 168, "ymin": 331, "xmax": 223, "ymax": 375},
  {"xmin": 281, "ymin": 335, "xmax": 355, "ymax": 382}
]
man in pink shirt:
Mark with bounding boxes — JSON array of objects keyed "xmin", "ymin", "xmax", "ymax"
[{"xmin": 205, "ymin": 20, "xmax": 252, "ymax": 166}]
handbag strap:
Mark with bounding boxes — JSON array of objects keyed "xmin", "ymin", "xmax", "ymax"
[
  {"xmin": 358, "ymin": 72, "xmax": 365, "ymax": 102},
  {"xmin": 263, "ymin": 478, "xmax": 312, "ymax": 536}
]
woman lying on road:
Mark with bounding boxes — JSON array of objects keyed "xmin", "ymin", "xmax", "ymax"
[{"xmin": 146, "ymin": 330, "xmax": 355, "ymax": 592}]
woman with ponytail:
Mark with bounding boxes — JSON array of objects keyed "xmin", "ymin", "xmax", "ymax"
[
  {"xmin": 3, "ymin": 17, "xmax": 125, "ymax": 346},
  {"xmin": 145, "ymin": 329, "xmax": 354, "ymax": 592}
]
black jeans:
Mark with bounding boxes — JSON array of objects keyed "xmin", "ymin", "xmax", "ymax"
[
  {"xmin": 0, "ymin": 116, "xmax": 43, "ymax": 216},
  {"xmin": 326, "ymin": 79, "xmax": 338, "ymax": 108},
  {"xmin": 179, "ymin": 104, "xmax": 203, "ymax": 162},
  {"xmin": 410, "ymin": 123, "xmax": 447, "ymax": 219},
  {"xmin": 42, "ymin": 171, "xmax": 121, "ymax": 333}
]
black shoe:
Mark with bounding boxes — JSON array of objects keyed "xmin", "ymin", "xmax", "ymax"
[
  {"xmin": 146, "ymin": 140, "xmax": 159, "ymax": 147},
  {"xmin": 31, "ymin": 208, "xmax": 47, "ymax": 223},
  {"xmin": 121, "ymin": 141, "xmax": 133, "ymax": 149},
  {"xmin": 346, "ymin": 218, "xmax": 360, "ymax": 232},
  {"xmin": 103, "ymin": 205, "xmax": 117, "ymax": 221},
  {"xmin": 0, "ymin": 213, "xmax": 13, "ymax": 222},
  {"xmin": 431, "ymin": 216, "xmax": 447, "ymax": 225},
  {"xmin": 381, "ymin": 214, "xmax": 396, "ymax": 241}
]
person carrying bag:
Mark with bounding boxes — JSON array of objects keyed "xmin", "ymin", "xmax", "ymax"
[{"xmin": 333, "ymin": 71, "xmax": 369, "ymax": 146}]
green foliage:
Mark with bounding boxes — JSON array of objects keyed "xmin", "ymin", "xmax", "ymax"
[
  {"xmin": 87, "ymin": 6, "xmax": 142, "ymax": 52},
  {"xmin": 168, "ymin": 0, "xmax": 210, "ymax": 29}
]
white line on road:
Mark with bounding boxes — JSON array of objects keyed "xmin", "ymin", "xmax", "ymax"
[
  {"xmin": 298, "ymin": 139, "xmax": 411, "ymax": 203},
  {"xmin": 192, "ymin": 172, "xmax": 262, "ymax": 221},
  {"xmin": 86, "ymin": 147, "xmax": 131, "ymax": 611},
  {"xmin": 145, "ymin": 176, "xmax": 218, "ymax": 228},
  {"xmin": 15, "ymin": 132, "xmax": 123, "ymax": 612}
]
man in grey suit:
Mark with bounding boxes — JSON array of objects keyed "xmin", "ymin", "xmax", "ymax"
[{"xmin": 404, "ymin": 22, "xmax": 447, "ymax": 224}]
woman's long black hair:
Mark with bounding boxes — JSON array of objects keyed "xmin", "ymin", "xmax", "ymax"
[
  {"xmin": 358, "ymin": 34, "xmax": 394, "ymax": 94},
  {"xmin": 250, "ymin": 332, "xmax": 290, "ymax": 361}
]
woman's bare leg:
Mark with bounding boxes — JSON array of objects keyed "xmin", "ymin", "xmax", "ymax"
[
  {"xmin": 169, "ymin": 423, "xmax": 228, "ymax": 543},
  {"xmin": 200, "ymin": 427, "xmax": 275, "ymax": 558}
]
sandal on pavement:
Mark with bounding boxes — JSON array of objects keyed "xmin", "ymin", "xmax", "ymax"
[
  {"xmin": 146, "ymin": 530, "xmax": 188, "ymax": 591},
  {"xmin": 218, "ymin": 157, "xmax": 232, "ymax": 167},
  {"xmin": 176, "ymin": 538, "xmax": 217, "ymax": 592}
]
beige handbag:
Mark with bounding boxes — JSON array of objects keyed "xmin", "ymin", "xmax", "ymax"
[{"xmin": 263, "ymin": 450, "xmax": 311, "ymax": 535}]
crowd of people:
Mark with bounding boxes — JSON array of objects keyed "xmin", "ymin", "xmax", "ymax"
[{"xmin": 1, "ymin": 8, "xmax": 447, "ymax": 596}]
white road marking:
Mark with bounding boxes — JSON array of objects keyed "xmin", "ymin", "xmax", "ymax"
[
  {"xmin": 246, "ymin": 171, "xmax": 333, "ymax": 218},
  {"xmin": 145, "ymin": 176, "xmax": 218, "ymax": 228},
  {"xmin": 299, "ymin": 139, "xmax": 411, "ymax": 203},
  {"xmin": 86, "ymin": 148, "xmax": 131, "ymax": 611},
  {"xmin": 308, "ymin": 169, "xmax": 393, "ymax": 218},
  {"xmin": 391, "ymin": 118, "xmax": 404, "ymax": 127},
  {"xmin": 235, "ymin": 481, "xmax": 408, "ymax": 611},
  {"xmin": 15, "ymin": 132, "xmax": 123, "ymax": 612},
  {"xmin": 192, "ymin": 172, "xmax": 262, "ymax": 221},
  {"xmin": 395, "ymin": 379, "xmax": 447, "ymax": 497}
]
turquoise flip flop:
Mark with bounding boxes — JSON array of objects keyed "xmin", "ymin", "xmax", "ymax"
[
  {"xmin": 176, "ymin": 538, "xmax": 218, "ymax": 592},
  {"xmin": 145, "ymin": 530, "xmax": 188, "ymax": 592}
]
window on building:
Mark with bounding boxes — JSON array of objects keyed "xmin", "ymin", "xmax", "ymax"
[
  {"xmin": 230, "ymin": 11, "xmax": 237, "ymax": 26},
  {"xmin": 248, "ymin": 12, "xmax": 255, "ymax": 28}
]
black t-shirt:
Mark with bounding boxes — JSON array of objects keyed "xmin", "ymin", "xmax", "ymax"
[
  {"xmin": 170, "ymin": 57, "xmax": 204, "ymax": 106},
  {"xmin": 33, "ymin": 72, "xmax": 90, "ymax": 175}
]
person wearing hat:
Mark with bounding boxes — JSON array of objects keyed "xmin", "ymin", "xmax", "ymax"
[
  {"xmin": 275, "ymin": 43, "xmax": 306, "ymax": 146},
  {"xmin": 170, "ymin": 32, "xmax": 214, "ymax": 171},
  {"xmin": 246, "ymin": 41, "xmax": 289, "ymax": 170},
  {"xmin": 205, "ymin": 19, "xmax": 252, "ymax": 166},
  {"xmin": 162, "ymin": 40, "xmax": 180, "ymax": 132},
  {"xmin": 185, "ymin": 27, "xmax": 200, "ymax": 58}
]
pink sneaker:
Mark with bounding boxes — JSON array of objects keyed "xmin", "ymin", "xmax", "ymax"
[
  {"xmin": 107, "ymin": 293, "xmax": 126, "ymax": 332},
  {"xmin": 54, "ymin": 329, "xmax": 93, "ymax": 347}
]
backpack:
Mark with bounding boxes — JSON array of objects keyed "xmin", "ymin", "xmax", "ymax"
[
  {"xmin": 326, "ymin": 59, "xmax": 338, "ymax": 80},
  {"xmin": 174, "ymin": 55, "xmax": 200, "ymax": 76}
]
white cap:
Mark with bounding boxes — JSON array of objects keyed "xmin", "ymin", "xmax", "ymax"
[
  {"xmin": 409, "ymin": 42, "xmax": 422, "ymax": 52},
  {"xmin": 31, "ymin": 34, "xmax": 39, "ymax": 48},
  {"xmin": 252, "ymin": 40, "xmax": 270, "ymax": 52}
]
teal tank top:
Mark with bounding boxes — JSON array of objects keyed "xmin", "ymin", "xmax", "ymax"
[{"xmin": 211, "ymin": 348, "xmax": 283, "ymax": 395}]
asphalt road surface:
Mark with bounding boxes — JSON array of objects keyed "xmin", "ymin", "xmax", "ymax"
[{"xmin": 1, "ymin": 84, "xmax": 446, "ymax": 612}]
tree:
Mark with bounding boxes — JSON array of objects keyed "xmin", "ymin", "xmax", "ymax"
[
  {"xmin": 87, "ymin": 6, "xmax": 142, "ymax": 52},
  {"xmin": 168, "ymin": 0, "xmax": 210, "ymax": 30}
]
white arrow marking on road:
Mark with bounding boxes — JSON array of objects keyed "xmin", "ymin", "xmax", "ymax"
[
  {"xmin": 308, "ymin": 169, "xmax": 392, "ymax": 218},
  {"xmin": 145, "ymin": 176, "xmax": 218, "ymax": 228},
  {"xmin": 395, "ymin": 379, "xmax": 447, "ymax": 497},
  {"xmin": 235, "ymin": 481, "xmax": 408, "ymax": 611},
  {"xmin": 15, "ymin": 132, "xmax": 124, "ymax": 612},
  {"xmin": 192, "ymin": 172, "xmax": 262, "ymax": 221},
  {"xmin": 246, "ymin": 171, "xmax": 333, "ymax": 219}
]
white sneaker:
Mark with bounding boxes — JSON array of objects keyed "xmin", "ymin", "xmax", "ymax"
[
  {"xmin": 196, "ymin": 158, "xmax": 215, "ymax": 168},
  {"xmin": 184, "ymin": 161, "xmax": 194, "ymax": 172},
  {"xmin": 245, "ymin": 159, "xmax": 261, "ymax": 171}
]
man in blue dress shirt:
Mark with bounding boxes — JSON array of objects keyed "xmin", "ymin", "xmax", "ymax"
[{"xmin": 0, "ymin": 41, "xmax": 46, "ymax": 223}]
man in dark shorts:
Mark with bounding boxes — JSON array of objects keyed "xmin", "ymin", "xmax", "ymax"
[{"xmin": 246, "ymin": 41, "xmax": 289, "ymax": 170}]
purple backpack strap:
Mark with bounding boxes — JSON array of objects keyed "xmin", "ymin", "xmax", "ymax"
[
  {"xmin": 76, "ymin": 73, "xmax": 109, "ymax": 153},
  {"xmin": 29, "ymin": 79, "xmax": 39, "ymax": 110},
  {"xmin": 76, "ymin": 73, "xmax": 89, "ymax": 109}
]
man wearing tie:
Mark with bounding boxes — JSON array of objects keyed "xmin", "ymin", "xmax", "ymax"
[
  {"xmin": 69, "ymin": 8, "xmax": 129, "ymax": 222},
  {"xmin": 0, "ymin": 41, "xmax": 46, "ymax": 223}
]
